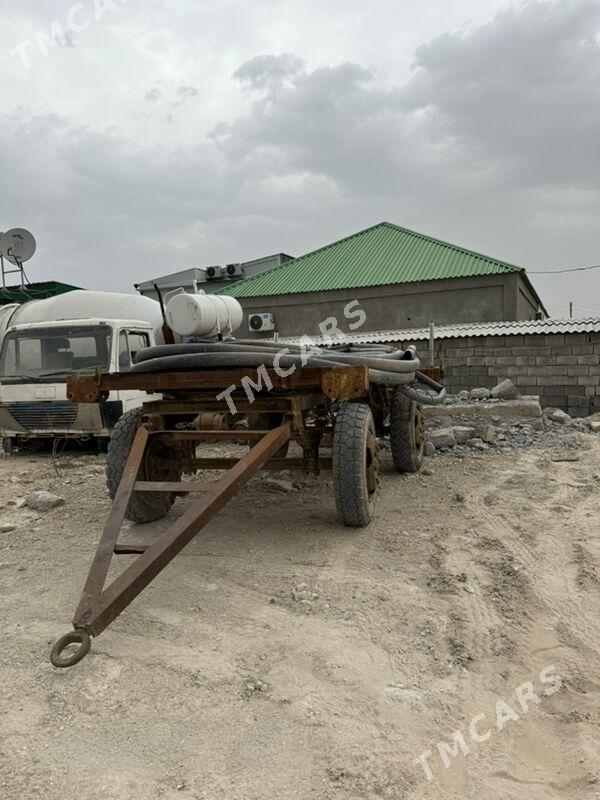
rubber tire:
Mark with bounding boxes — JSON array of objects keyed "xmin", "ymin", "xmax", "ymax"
[
  {"xmin": 249, "ymin": 413, "xmax": 290, "ymax": 459},
  {"xmin": 2, "ymin": 437, "xmax": 15, "ymax": 455},
  {"xmin": 106, "ymin": 409, "xmax": 174, "ymax": 523},
  {"xmin": 390, "ymin": 390, "xmax": 424, "ymax": 473},
  {"xmin": 332, "ymin": 403, "xmax": 378, "ymax": 528}
]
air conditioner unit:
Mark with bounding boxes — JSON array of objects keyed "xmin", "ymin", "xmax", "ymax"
[
  {"xmin": 249, "ymin": 312, "xmax": 275, "ymax": 332},
  {"xmin": 205, "ymin": 265, "xmax": 223, "ymax": 280},
  {"xmin": 226, "ymin": 263, "xmax": 245, "ymax": 278}
]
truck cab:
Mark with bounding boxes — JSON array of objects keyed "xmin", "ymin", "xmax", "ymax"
[{"xmin": 0, "ymin": 317, "xmax": 158, "ymax": 448}]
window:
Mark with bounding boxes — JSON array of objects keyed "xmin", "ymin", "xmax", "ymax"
[
  {"xmin": 118, "ymin": 332, "xmax": 130, "ymax": 369},
  {"xmin": 127, "ymin": 331, "xmax": 149, "ymax": 364},
  {"xmin": 0, "ymin": 325, "xmax": 111, "ymax": 382}
]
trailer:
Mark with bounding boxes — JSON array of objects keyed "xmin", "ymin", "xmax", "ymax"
[{"xmin": 50, "ymin": 359, "xmax": 438, "ymax": 667}]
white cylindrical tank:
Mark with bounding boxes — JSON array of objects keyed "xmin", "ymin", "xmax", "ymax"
[
  {"xmin": 0, "ymin": 290, "xmax": 165, "ymax": 343},
  {"xmin": 165, "ymin": 292, "xmax": 243, "ymax": 338}
]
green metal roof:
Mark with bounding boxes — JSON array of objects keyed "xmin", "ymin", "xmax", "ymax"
[
  {"xmin": 217, "ymin": 222, "xmax": 523, "ymax": 298},
  {"xmin": 0, "ymin": 281, "xmax": 82, "ymax": 305}
]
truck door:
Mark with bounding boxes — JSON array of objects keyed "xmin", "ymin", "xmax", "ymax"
[{"xmin": 116, "ymin": 329, "xmax": 156, "ymax": 414}]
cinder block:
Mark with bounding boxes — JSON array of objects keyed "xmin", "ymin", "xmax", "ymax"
[
  {"xmin": 578, "ymin": 375, "xmax": 599, "ymax": 386},
  {"xmin": 549, "ymin": 345, "xmax": 574, "ymax": 356},
  {"xmin": 572, "ymin": 345, "xmax": 594, "ymax": 355},
  {"xmin": 578, "ymin": 355, "xmax": 600, "ymax": 365},
  {"xmin": 555, "ymin": 355, "xmax": 578, "ymax": 365},
  {"xmin": 565, "ymin": 333, "xmax": 591, "ymax": 344},
  {"xmin": 590, "ymin": 365, "xmax": 600, "ymax": 376},
  {"xmin": 506, "ymin": 335, "xmax": 525, "ymax": 346},
  {"xmin": 515, "ymin": 356, "xmax": 536, "ymax": 366},
  {"xmin": 466, "ymin": 357, "xmax": 488, "ymax": 367},
  {"xmin": 545, "ymin": 395, "xmax": 568, "ymax": 406},
  {"xmin": 567, "ymin": 366, "xmax": 590, "ymax": 376},
  {"xmin": 570, "ymin": 393, "xmax": 592, "ymax": 405},
  {"xmin": 545, "ymin": 334, "xmax": 565, "ymax": 345},
  {"xmin": 535, "ymin": 365, "xmax": 568, "ymax": 376},
  {"xmin": 496, "ymin": 356, "xmax": 516, "ymax": 366},
  {"xmin": 536, "ymin": 375, "xmax": 577, "ymax": 386}
]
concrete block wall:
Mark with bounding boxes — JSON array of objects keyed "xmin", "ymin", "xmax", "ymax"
[{"xmin": 435, "ymin": 332, "xmax": 600, "ymax": 417}]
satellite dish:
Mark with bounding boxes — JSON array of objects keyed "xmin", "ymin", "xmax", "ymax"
[{"xmin": 0, "ymin": 228, "xmax": 36, "ymax": 264}]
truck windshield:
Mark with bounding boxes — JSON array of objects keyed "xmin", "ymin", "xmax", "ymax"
[{"xmin": 0, "ymin": 325, "xmax": 112, "ymax": 383}]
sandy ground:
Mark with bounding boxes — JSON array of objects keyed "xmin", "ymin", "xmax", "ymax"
[{"xmin": 1, "ymin": 437, "xmax": 600, "ymax": 800}]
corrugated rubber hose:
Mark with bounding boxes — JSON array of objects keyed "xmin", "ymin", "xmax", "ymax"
[{"xmin": 131, "ymin": 340, "xmax": 447, "ymax": 404}]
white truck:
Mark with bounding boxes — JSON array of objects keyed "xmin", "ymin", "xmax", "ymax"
[{"xmin": 0, "ymin": 290, "xmax": 165, "ymax": 450}]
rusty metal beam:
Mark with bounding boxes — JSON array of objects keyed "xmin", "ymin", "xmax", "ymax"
[
  {"xmin": 160, "ymin": 456, "xmax": 333, "ymax": 472},
  {"xmin": 67, "ymin": 368, "xmax": 368, "ymax": 403},
  {"xmin": 133, "ymin": 480, "xmax": 211, "ymax": 492},
  {"xmin": 73, "ymin": 425, "xmax": 149, "ymax": 625},
  {"xmin": 154, "ymin": 430, "xmax": 270, "ymax": 440}
]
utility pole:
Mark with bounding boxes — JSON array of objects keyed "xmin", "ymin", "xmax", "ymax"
[{"xmin": 569, "ymin": 301, "xmax": 573, "ymax": 319}]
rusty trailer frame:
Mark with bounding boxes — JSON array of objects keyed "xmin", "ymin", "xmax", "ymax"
[{"xmin": 51, "ymin": 364, "xmax": 385, "ymax": 667}]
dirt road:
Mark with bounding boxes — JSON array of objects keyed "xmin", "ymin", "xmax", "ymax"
[{"xmin": 1, "ymin": 438, "xmax": 599, "ymax": 799}]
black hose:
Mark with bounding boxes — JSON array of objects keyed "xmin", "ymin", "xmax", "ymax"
[{"xmin": 130, "ymin": 340, "xmax": 446, "ymax": 401}]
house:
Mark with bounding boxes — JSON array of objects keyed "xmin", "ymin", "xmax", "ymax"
[{"xmin": 216, "ymin": 222, "xmax": 547, "ymax": 338}]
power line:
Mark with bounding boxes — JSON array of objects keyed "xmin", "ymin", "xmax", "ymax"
[{"xmin": 530, "ymin": 264, "xmax": 600, "ymax": 275}]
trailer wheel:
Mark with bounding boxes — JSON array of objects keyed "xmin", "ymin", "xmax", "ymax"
[
  {"xmin": 333, "ymin": 403, "xmax": 379, "ymax": 528},
  {"xmin": 248, "ymin": 413, "xmax": 290, "ymax": 459},
  {"xmin": 389, "ymin": 390, "xmax": 424, "ymax": 473},
  {"xmin": 106, "ymin": 409, "xmax": 177, "ymax": 523}
]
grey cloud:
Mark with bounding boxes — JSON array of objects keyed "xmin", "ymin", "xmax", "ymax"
[
  {"xmin": 233, "ymin": 53, "xmax": 305, "ymax": 91},
  {"xmin": 176, "ymin": 84, "xmax": 199, "ymax": 100},
  {"xmin": 1, "ymin": 0, "xmax": 599, "ymax": 310}
]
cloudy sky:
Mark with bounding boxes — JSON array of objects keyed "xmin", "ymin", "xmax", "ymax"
[{"xmin": 1, "ymin": 0, "xmax": 599, "ymax": 317}]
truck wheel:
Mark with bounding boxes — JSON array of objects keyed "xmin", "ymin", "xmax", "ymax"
[
  {"xmin": 248, "ymin": 413, "xmax": 290, "ymax": 459},
  {"xmin": 106, "ymin": 409, "xmax": 177, "ymax": 523},
  {"xmin": 389, "ymin": 389, "xmax": 424, "ymax": 473},
  {"xmin": 333, "ymin": 403, "xmax": 379, "ymax": 528},
  {"xmin": 2, "ymin": 437, "xmax": 15, "ymax": 455}
]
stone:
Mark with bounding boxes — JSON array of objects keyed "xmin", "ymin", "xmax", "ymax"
[
  {"xmin": 427, "ymin": 428, "xmax": 456, "ymax": 449},
  {"xmin": 262, "ymin": 478, "xmax": 293, "ymax": 493},
  {"xmin": 470, "ymin": 387, "xmax": 491, "ymax": 400},
  {"xmin": 457, "ymin": 390, "xmax": 470, "ymax": 401},
  {"xmin": 490, "ymin": 379, "xmax": 519, "ymax": 400},
  {"xmin": 453, "ymin": 426, "xmax": 476, "ymax": 444},
  {"xmin": 544, "ymin": 408, "xmax": 572, "ymax": 425},
  {"xmin": 22, "ymin": 491, "xmax": 65, "ymax": 512},
  {"xmin": 551, "ymin": 452, "xmax": 580, "ymax": 463},
  {"xmin": 467, "ymin": 438, "xmax": 489, "ymax": 451},
  {"xmin": 424, "ymin": 441, "xmax": 436, "ymax": 457},
  {"xmin": 292, "ymin": 583, "xmax": 318, "ymax": 602},
  {"xmin": 421, "ymin": 467, "xmax": 434, "ymax": 476},
  {"xmin": 589, "ymin": 421, "xmax": 600, "ymax": 433},
  {"xmin": 0, "ymin": 524, "xmax": 15, "ymax": 533},
  {"xmin": 478, "ymin": 424, "xmax": 497, "ymax": 444}
]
